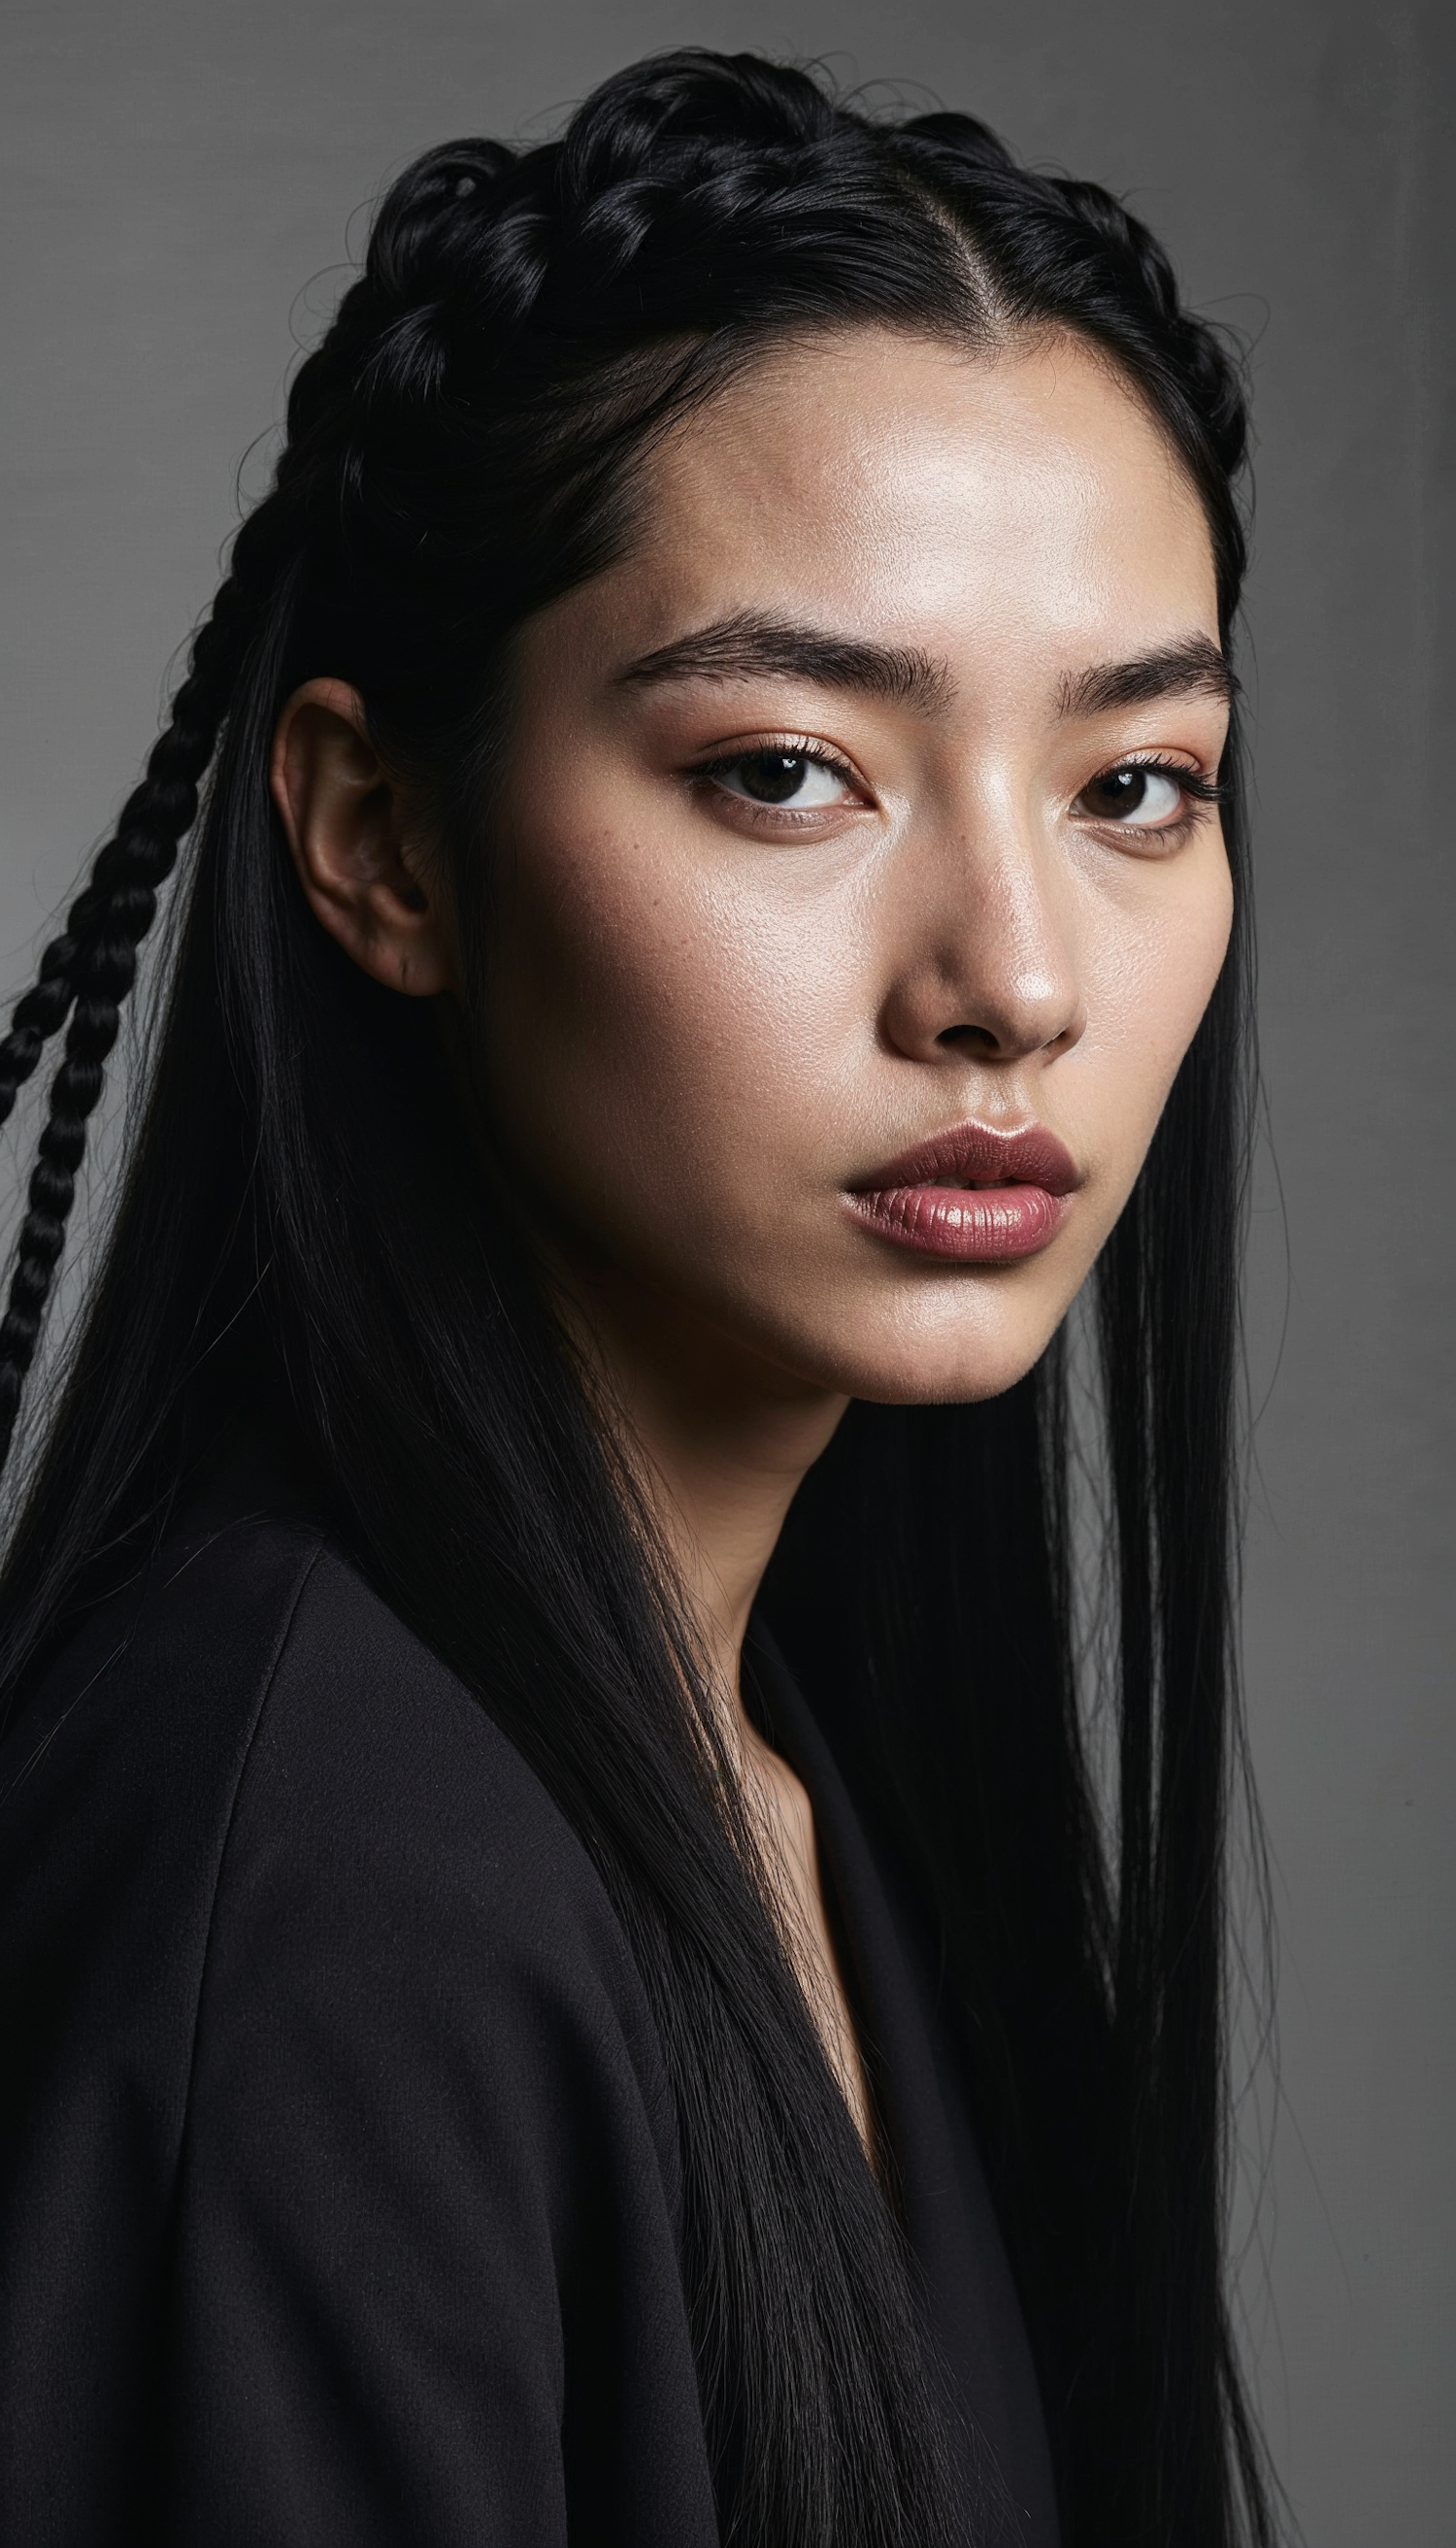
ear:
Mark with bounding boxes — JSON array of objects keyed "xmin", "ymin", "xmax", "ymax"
[{"xmin": 270, "ymin": 678, "xmax": 457, "ymax": 997}]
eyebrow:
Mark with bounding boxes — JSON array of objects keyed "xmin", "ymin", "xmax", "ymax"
[
  {"xmin": 1057, "ymin": 636, "xmax": 1237, "ymax": 718},
  {"xmin": 617, "ymin": 611, "xmax": 954, "ymax": 717}
]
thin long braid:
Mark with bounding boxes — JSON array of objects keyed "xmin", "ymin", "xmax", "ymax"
[
  {"xmin": 0, "ymin": 903, "xmax": 102, "ymax": 1134},
  {"xmin": 0, "ymin": 514, "xmax": 295, "ymax": 1472},
  {"xmin": 0, "ymin": 268, "xmax": 426, "ymax": 1481}
]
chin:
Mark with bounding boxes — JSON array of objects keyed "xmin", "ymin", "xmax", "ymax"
[
  {"xmin": 784, "ymin": 1296, "xmax": 1072, "ymax": 1409},
  {"xmin": 851, "ymin": 1347, "xmax": 1055, "ymax": 1409},
  {"xmin": 735, "ymin": 1200, "xmax": 1109, "ymax": 1407}
]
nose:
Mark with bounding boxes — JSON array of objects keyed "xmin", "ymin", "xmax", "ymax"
[{"xmin": 877, "ymin": 810, "xmax": 1084, "ymax": 1069}]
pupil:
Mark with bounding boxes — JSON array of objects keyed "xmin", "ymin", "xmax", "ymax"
[
  {"xmin": 741, "ymin": 752, "xmax": 805, "ymax": 804},
  {"xmin": 1097, "ymin": 768, "xmax": 1145, "ymax": 813}
]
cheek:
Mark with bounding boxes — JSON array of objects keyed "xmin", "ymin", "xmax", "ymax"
[
  {"xmin": 1079, "ymin": 841, "xmax": 1234, "ymax": 1173},
  {"xmin": 476, "ymin": 811, "xmax": 857, "ymax": 1237}
]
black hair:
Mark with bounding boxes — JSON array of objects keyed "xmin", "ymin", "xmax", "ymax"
[{"xmin": 0, "ymin": 50, "xmax": 1273, "ymax": 2547}]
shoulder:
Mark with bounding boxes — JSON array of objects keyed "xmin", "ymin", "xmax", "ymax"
[
  {"xmin": 0, "ymin": 1476, "xmax": 674, "ymax": 2201},
  {"xmin": 221, "ymin": 1513, "xmax": 629, "ymax": 1961},
  {"xmin": 221, "ymin": 1528, "xmax": 666, "ymax": 2099},
  {"xmin": 0, "ymin": 1482, "xmax": 710, "ymax": 2543}
]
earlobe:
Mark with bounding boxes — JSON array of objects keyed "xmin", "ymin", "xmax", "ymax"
[{"xmin": 270, "ymin": 678, "xmax": 456, "ymax": 998}]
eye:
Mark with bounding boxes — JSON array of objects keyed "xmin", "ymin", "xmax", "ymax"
[
  {"xmin": 1075, "ymin": 763, "xmax": 1193, "ymax": 828},
  {"xmin": 701, "ymin": 749, "xmax": 855, "ymax": 811}
]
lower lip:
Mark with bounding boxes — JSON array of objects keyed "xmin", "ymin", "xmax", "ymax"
[{"xmin": 846, "ymin": 1182, "xmax": 1070, "ymax": 1262}]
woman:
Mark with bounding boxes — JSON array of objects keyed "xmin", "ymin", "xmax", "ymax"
[{"xmin": 0, "ymin": 48, "xmax": 1274, "ymax": 2548}]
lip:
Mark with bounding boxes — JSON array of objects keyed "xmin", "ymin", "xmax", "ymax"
[{"xmin": 844, "ymin": 1119, "xmax": 1082, "ymax": 1264}]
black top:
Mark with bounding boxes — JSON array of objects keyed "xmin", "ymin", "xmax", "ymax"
[{"xmin": 0, "ymin": 1461, "xmax": 1058, "ymax": 2547}]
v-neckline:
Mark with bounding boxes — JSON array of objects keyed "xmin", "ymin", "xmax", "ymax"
[{"xmin": 743, "ymin": 1618, "xmax": 1063, "ymax": 2548}]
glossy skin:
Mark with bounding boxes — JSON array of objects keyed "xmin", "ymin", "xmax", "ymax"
[
  {"xmin": 483, "ymin": 333, "xmax": 1231, "ymax": 1413},
  {"xmin": 273, "ymin": 326, "xmax": 1233, "ymax": 2140}
]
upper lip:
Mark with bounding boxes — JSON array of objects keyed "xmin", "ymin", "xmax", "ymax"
[{"xmin": 848, "ymin": 1118, "xmax": 1082, "ymax": 1196}]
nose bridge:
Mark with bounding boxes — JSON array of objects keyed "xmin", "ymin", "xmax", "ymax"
[{"xmin": 888, "ymin": 770, "xmax": 1081, "ymax": 1063}]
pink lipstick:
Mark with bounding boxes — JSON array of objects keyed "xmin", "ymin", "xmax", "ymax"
[{"xmin": 845, "ymin": 1120, "xmax": 1081, "ymax": 1263}]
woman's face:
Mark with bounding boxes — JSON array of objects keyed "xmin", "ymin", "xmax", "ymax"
[{"xmin": 477, "ymin": 326, "xmax": 1233, "ymax": 1406}]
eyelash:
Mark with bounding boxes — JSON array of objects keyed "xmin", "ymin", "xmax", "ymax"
[
  {"xmin": 687, "ymin": 741, "xmax": 1227, "ymax": 838},
  {"xmin": 1078, "ymin": 755, "xmax": 1227, "ymax": 846},
  {"xmin": 688, "ymin": 736, "xmax": 863, "ymax": 810},
  {"xmin": 1102, "ymin": 756, "xmax": 1225, "ymax": 802}
]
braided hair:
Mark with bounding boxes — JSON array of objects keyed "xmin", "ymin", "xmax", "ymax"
[
  {"xmin": 0, "ymin": 50, "xmax": 1273, "ymax": 2548},
  {"xmin": 0, "ymin": 583, "xmax": 233, "ymax": 1460}
]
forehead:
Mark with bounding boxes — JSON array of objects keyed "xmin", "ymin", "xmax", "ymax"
[{"xmin": 613, "ymin": 325, "xmax": 1218, "ymax": 670}]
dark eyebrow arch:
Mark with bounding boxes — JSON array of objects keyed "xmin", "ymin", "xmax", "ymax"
[
  {"xmin": 617, "ymin": 610, "xmax": 954, "ymax": 717},
  {"xmin": 1058, "ymin": 636, "xmax": 1237, "ymax": 718}
]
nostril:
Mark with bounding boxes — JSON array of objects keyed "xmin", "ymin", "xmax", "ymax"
[{"xmin": 936, "ymin": 1022, "xmax": 1000, "ymax": 1051}]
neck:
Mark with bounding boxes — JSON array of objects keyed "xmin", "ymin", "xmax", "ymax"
[{"xmin": 559, "ymin": 1269, "xmax": 848, "ymax": 1722}]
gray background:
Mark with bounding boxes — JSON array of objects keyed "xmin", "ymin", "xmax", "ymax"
[{"xmin": 2, "ymin": 0, "xmax": 1450, "ymax": 2534}]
